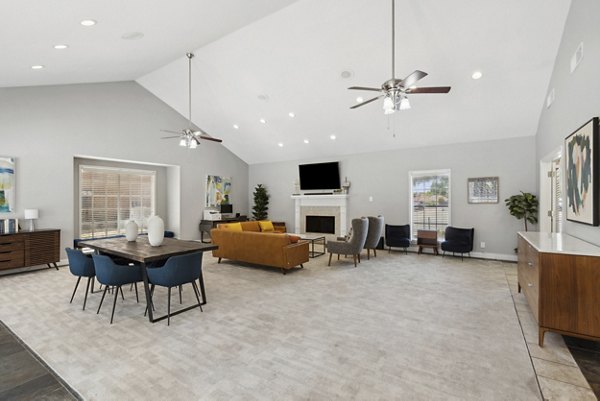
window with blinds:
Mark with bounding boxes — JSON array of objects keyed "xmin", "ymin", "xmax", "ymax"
[
  {"xmin": 410, "ymin": 169, "xmax": 451, "ymax": 239},
  {"xmin": 79, "ymin": 166, "xmax": 156, "ymax": 239}
]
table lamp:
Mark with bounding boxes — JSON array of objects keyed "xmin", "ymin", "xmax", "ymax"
[{"xmin": 24, "ymin": 209, "xmax": 39, "ymax": 231}]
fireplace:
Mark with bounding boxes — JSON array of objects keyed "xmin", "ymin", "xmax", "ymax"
[
  {"xmin": 292, "ymin": 194, "xmax": 348, "ymax": 237},
  {"xmin": 306, "ymin": 215, "xmax": 335, "ymax": 234}
]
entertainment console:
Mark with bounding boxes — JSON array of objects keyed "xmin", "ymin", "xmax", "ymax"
[{"xmin": 0, "ymin": 229, "xmax": 61, "ymax": 271}]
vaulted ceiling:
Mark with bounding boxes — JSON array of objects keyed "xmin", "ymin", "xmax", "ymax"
[{"xmin": 2, "ymin": 0, "xmax": 571, "ymax": 164}]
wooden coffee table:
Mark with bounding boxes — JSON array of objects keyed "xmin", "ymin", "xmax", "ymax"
[{"xmin": 296, "ymin": 234, "xmax": 326, "ymax": 258}]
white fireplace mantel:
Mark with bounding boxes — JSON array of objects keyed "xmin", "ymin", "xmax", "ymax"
[{"xmin": 291, "ymin": 194, "xmax": 349, "ymax": 236}]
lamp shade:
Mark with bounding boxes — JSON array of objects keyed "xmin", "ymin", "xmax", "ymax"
[{"xmin": 24, "ymin": 209, "xmax": 39, "ymax": 219}]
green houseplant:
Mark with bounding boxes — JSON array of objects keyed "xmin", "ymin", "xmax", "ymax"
[
  {"xmin": 252, "ymin": 184, "xmax": 270, "ymax": 220},
  {"xmin": 505, "ymin": 191, "xmax": 539, "ymax": 231}
]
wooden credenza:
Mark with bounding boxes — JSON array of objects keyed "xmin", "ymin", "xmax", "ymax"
[
  {"xmin": 198, "ymin": 216, "xmax": 248, "ymax": 243},
  {"xmin": 518, "ymin": 232, "xmax": 600, "ymax": 346},
  {"xmin": 0, "ymin": 229, "xmax": 60, "ymax": 271}
]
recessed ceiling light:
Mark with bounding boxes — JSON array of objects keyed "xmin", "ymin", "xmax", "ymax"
[
  {"xmin": 53, "ymin": 44, "xmax": 68, "ymax": 50},
  {"xmin": 233, "ymin": 124, "xmax": 239, "ymax": 130},
  {"xmin": 278, "ymin": 142, "xmax": 284, "ymax": 147},
  {"xmin": 340, "ymin": 70, "xmax": 354, "ymax": 79},
  {"xmin": 80, "ymin": 19, "xmax": 97, "ymax": 26},
  {"xmin": 259, "ymin": 118, "xmax": 266, "ymax": 124},
  {"xmin": 121, "ymin": 32, "xmax": 144, "ymax": 40},
  {"xmin": 288, "ymin": 112, "xmax": 295, "ymax": 118},
  {"xmin": 31, "ymin": 65, "xmax": 44, "ymax": 70},
  {"xmin": 303, "ymin": 139, "xmax": 309, "ymax": 144},
  {"xmin": 330, "ymin": 135, "xmax": 336, "ymax": 140},
  {"xmin": 356, "ymin": 97, "xmax": 364, "ymax": 103},
  {"xmin": 472, "ymin": 71, "xmax": 483, "ymax": 80}
]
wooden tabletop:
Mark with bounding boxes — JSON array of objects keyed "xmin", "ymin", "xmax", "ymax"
[{"xmin": 78, "ymin": 236, "xmax": 217, "ymax": 263}]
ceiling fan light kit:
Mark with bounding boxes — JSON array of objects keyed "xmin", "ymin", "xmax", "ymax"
[
  {"xmin": 349, "ymin": 0, "xmax": 450, "ymax": 114},
  {"xmin": 161, "ymin": 52, "xmax": 223, "ymax": 148}
]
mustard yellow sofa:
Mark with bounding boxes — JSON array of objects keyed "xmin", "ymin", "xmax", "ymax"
[{"xmin": 210, "ymin": 221, "xmax": 308, "ymax": 273}]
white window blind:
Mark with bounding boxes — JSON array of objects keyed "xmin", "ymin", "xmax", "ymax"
[
  {"xmin": 79, "ymin": 166, "xmax": 156, "ymax": 239},
  {"xmin": 409, "ymin": 169, "xmax": 451, "ymax": 239}
]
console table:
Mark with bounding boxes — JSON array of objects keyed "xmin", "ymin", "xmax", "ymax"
[
  {"xmin": 0, "ymin": 229, "xmax": 61, "ymax": 271},
  {"xmin": 199, "ymin": 216, "xmax": 248, "ymax": 243},
  {"xmin": 518, "ymin": 231, "xmax": 600, "ymax": 346}
]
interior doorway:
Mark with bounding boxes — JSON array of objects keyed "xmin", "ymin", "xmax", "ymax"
[{"xmin": 539, "ymin": 147, "xmax": 563, "ymax": 233}]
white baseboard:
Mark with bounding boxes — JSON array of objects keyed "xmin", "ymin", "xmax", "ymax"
[{"xmin": 387, "ymin": 246, "xmax": 517, "ymax": 262}]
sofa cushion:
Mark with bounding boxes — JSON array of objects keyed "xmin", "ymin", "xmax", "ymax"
[
  {"xmin": 259, "ymin": 220, "xmax": 275, "ymax": 232},
  {"xmin": 288, "ymin": 234, "xmax": 300, "ymax": 243},
  {"xmin": 240, "ymin": 221, "xmax": 260, "ymax": 232},
  {"xmin": 219, "ymin": 222, "xmax": 243, "ymax": 231}
]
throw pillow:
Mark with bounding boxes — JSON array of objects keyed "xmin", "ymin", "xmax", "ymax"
[
  {"xmin": 221, "ymin": 222, "xmax": 243, "ymax": 231},
  {"xmin": 259, "ymin": 220, "xmax": 275, "ymax": 232},
  {"xmin": 288, "ymin": 235, "xmax": 301, "ymax": 244}
]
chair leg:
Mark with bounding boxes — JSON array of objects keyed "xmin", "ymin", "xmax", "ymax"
[
  {"xmin": 338, "ymin": 254, "xmax": 340, "ymax": 260},
  {"xmin": 328, "ymin": 253, "xmax": 332, "ymax": 266},
  {"xmin": 167, "ymin": 287, "xmax": 171, "ymax": 326},
  {"xmin": 97, "ymin": 286, "xmax": 108, "ymax": 314},
  {"xmin": 191, "ymin": 281, "xmax": 204, "ymax": 312},
  {"xmin": 70, "ymin": 276, "xmax": 82, "ymax": 304},
  {"xmin": 218, "ymin": 258, "xmax": 221, "ymax": 263},
  {"xmin": 83, "ymin": 277, "xmax": 92, "ymax": 311},
  {"xmin": 353, "ymin": 254, "xmax": 357, "ymax": 267},
  {"xmin": 91, "ymin": 277, "xmax": 96, "ymax": 294},
  {"xmin": 120, "ymin": 287, "xmax": 125, "ymax": 301},
  {"xmin": 404, "ymin": 248, "xmax": 408, "ymax": 255},
  {"xmin": 129, "ymin": 283, "xmax": 134, "ymax": 291},
  {"xmin": 179, "ymin": 285, "xmax": 183, "ymax": 304},
  {"xmin": 358, "ymin": 254, "xmax": 361, "ymax": 263},
  {"xmin": 374, "ymin": 249, "xmax": 377, "ymax": 257},
  {"xmin": 110, "ymin": 286, "xmax": 120, "ymax": 324},
  {"xmin": 367, "ymin": 249, "xmax": 370, "ymax": 260},
  {"xmin": 134, "ymin": 282, "xmax": 139, "ymax": 303},
  {"xmin": 389, "ymin": 247, "xmax": 391, "ymax": 254}
]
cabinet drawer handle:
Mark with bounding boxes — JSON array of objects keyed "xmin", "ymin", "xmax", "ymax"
[
  {"xmin": 527, "ymin": 262, "xmax": 533, "ymax": 267},
  {"xmin": 527, "ymin": 283, "xmax": 533, "ymax": 287}
]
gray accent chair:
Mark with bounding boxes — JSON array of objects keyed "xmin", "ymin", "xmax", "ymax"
[
  {"xmin": 327, "ymin": 217, "xmax": 369, "ymax": 267},
  {"xmin": 363, "ymin": 215, "xmax": 384, "ymax": 260}
]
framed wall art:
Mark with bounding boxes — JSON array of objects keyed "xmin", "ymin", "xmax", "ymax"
[
  {"xmin": 565, "ymin": 117, "xmax": 599, "ymax": 226},
  {"xmin": 467, "ymin": 177, "xmax": 499, "ymax": 204},
  {"xmin": 205, "ymin": 175, "xmax": 231, "ymax": 207},
  {"xmin": 0, "ymin": 156, "xmax": 15, "ymax": 213}
]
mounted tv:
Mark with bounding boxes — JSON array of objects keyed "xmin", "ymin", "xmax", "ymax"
[{"xmin": 299, "ymin": 161, "xmax": 341, "ymax": 191}]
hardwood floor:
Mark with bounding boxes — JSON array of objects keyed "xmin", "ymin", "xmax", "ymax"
[
  {"xmin": 0, "ymin": 321, "xmax": 79, "ymax": 401},
  {"xmin": 565, "ymin": 335, "xmax": 600, "ymax": 397}
]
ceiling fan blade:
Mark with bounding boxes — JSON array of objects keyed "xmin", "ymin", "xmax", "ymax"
[
  {"xmin": 406, "ymin": 86, "xmax": 452, "ymax": 94},
  {"xmin": 160, "ymin": 135, "xmax": 181, "ymax": 139},
  {"xmin": 198, "ymin": 135, "xmax": 223, "ymax": 143},
  {"xmin": 350, "ymin": 95, "xmax": 383, "ymax": 109},
  {"xmin": 401, "ymin": 70, "xmax": 428, "ymax": 89},
  {"xmin": 348, "ymin": 86, "xmax": 382, "ymax": 92},
  {"xmin": 161, "ymin": 129, "xmax": 182, "ymax": 135}
]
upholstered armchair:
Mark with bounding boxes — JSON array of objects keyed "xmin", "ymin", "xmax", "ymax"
[
  {"xmin": 363, "ymin": 216, "xmax": 384, "ymax": 259},
  {"xmin": 385, "ymin": 224, "xmax": 411, "ymax": 254},
  {"xmin": 441, "ymin": 226, "xmax": 474, "ymax": 260},
  {"xmin": 326, "ymin": 217, "xmax": 369, "ymax": 267}
]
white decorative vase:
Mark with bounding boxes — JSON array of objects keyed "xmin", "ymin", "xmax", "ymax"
[
  {"xmin": 147, "ymin": 215, "xmax": 164, "ymax": 246},
  {"xmin": 125, "ymin": 220, "xmax": 139, "ymax": 242}
]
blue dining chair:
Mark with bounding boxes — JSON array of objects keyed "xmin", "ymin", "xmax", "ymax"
[
  {"xmin": 65, "ymin": 248, "xmax": 96, "ymax": 310},
  {"xmin": 146, "ymin": 252, "xmax": 204, "ymax": 326},
  {"xmin": 92, "ymin": 254, "xmax": 143, "ymax": 324}
]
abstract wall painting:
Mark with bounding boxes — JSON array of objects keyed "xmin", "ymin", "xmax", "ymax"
[
  {"xmin": 205, "ymin": 175, "xmax": 231, "ymax": 207},
  {"xmin": 0, "ymin": 157, "xmax": 15, "ymax": 213},
  {"xmin": 565, "ymin": 117, "xmax": 599, "ymax": 226}
]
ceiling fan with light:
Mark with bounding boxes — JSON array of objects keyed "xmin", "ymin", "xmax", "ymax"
[
  {"xmin": 349, "ymin": 0, "xmax": 451, "ymax": 114},
  {"xmin": 161, "ymin": 53, "xmax": 222, "ymax": 148}
]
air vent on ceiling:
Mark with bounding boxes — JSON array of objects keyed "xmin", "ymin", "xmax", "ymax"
[{"xmin": 570, "ymin": 42, "xmax": 583, "ymax": 73}]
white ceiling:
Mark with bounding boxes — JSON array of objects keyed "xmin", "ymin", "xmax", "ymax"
[{"xmin": 3, "ymin": 0, "xmax": 571, "ymax": 165}]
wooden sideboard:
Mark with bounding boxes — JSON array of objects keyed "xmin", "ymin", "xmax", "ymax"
[
  {"xmin": 518, "ymin": 232, "xmax": 600, "ymax": 346},
  {"xmin": 198, "ymin": 216, "xmax": 248, "ymax": 243},
  {"xmin": 0, "ymin": 229, "xmax": 60, "ymax": 271}
]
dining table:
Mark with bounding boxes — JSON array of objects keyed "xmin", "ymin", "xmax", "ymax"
[{"xmin": 78, "ymin": 236, "xmax": 217, "ymax": 323}]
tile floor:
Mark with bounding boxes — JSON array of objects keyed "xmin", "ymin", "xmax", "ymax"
[{"xmin": 0, "ymin": 252, "xmax": 596, "ymax": 400}]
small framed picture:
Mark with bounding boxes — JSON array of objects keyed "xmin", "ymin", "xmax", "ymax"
[{"xmin": 468, "ymin": 177, "xmax": 499, "ymax": 204}]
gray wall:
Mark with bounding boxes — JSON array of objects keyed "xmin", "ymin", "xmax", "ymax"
[
  {"xmin": 0, "ymin": 81, "xmax": 249, "ymax": 257},
  {"xmin": 250, "ymin": 136, "xmax": 536, "ymax": 258},
  {"xmin": 535, "ymin": 0, "xmax": 600, "ymax": 245}
]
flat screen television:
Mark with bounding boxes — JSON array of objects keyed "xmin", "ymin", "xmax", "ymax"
[
  {"xmin": 220, "ymin": 204, "xmax": 233, "ymax": 214},
  {"xmin": 299, "ymin": 161, "xmax": 341, "ymax": 190}
]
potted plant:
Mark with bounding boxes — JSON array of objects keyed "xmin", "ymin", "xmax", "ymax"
[
  {"xmin": 252, "ymin": 184, "xmax": 269, "ymax": 220},
  {"xmin": 505, "ymin": 191, "xmax": 539, "ymax": 231}
]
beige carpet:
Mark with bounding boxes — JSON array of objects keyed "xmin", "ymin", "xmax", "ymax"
[{"xmin": 0, "ymin": 252, "xmax": 541, "ymax": 400}]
